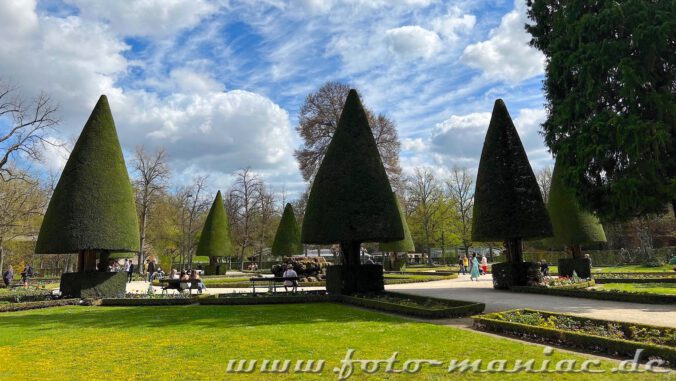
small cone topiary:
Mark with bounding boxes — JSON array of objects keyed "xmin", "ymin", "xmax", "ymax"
[
  {"xmin": 36, "ymin": 95, "xmax": 139, "ymax": 265},
  {"xmin": 271, "ymin": 203, "xmax": 302, "ymax": 258},
  {"xmin": 548, "ymin": 158, "xmax": 606, "ymax": 258},
  {"xmin": 301, "ymin": 89, "xmax": 403, "ymax": 265},
  {"xmin": 471, "ymin": 99, "xmax": 552, "ymax": 263},
  {"xmin": 196, "ymin": 191, "xmax": 234, "ymax": 263},
  {"xmin": 380, "ymin": 195, "xmax": 415, "ymax": 253}
]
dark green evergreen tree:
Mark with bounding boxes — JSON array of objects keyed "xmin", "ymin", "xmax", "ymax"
[
  {"xmin": 196, "ymin": 191, "xmax": 234, "ymax": 265},
  {"xmin": 301, "ymin": 89, "xmax": 403, "ymax": 265},
  {"xmin": 36, "ymin": 95, "xmax": 139, "ymax": 271},
  {"xmin": 526, "ymin": 0, "xmax": 675, "ymax": 221},
  {"xmin": 380, "ymin": 195, "xmax": 414, "ymax": 253},
  {"xmin": 548, "ymin": 158, "xmax": 606, "ymax": 258},
  {"xmin": 472, "ymin": 99, "xmax": 552, "ymax": 262},
  {"xmin": 271, "ymin": 203, "xmax": 302, "ymax": 258}
]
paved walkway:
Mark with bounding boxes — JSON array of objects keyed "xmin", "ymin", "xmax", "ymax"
[{"xmin": 126, "ymin": 274, "xmax": 676, "ymax": 328}]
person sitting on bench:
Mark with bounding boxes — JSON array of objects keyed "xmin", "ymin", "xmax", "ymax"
[
  {"xmin": 282, "ymin": 265, "xmax": 298, "ymax": 293},
  {"xmin": 189, "ymin": 269, "xmax": 207, "ymax": 294}
]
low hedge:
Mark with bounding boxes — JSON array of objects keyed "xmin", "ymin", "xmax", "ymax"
[
  {"xmin": 0, "ymin": 292, "xmax": 55, "ymax": 303},
  {"xmin": 0, "ymin": 298, "xmax": 80, "ymax": 313},
  {"xmin": 473, "ymin": 309, "xmax": 676, "ymax": 365},
  {"xmin": 100, "ymin": 298, "xmax": 197, "ymax": 306},
  {"xmin": 60, "ymin": 272, "xmax": 127, "ymax": 298},
  {"xmin": 594, "ymin": 277, "xmax": 676, "ymax": 284},
  {"xmin": 511, "ymin": 285, "xmax": 676, "ymax": 304},
  {"xmin": 492, "ymin": 262, "xmax": 542, "ymax": 289},
  {"xmin": 340, "ymin": 291, "xmax": 485, "ymax": 319},
  {"xmin": 326, "ymin": 265, "xmax": 384, "ymax": 294},
  {"xmin": 544, "ymin": 280, "xmax": 595, "ymax": 289},
  {"xmin": 199, "ymin": 292, "xmax": 335, "ymax": 305}
]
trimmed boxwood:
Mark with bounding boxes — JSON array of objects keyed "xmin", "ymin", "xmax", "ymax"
[
  {"xmin": 511, "ymin": 285, "xmax": 676, "ymax": 304},
  {"xmin": 100, "ymin": 298, "xmax": 196, "ymax": 306},
  {"xmin": 491, "ymin": 262, "xmax": 542, "ymax": 289},
  {"xmin": 473, "ymin": 309, "xmax": 675, "ymax": 365},
  {"xmin": 0, "ymin": 299, "xmax": 80, "ymax": 313},
  {"xmin": 341, "ymin": 291, "xmax": 485, "ymax": 319},
  {"xmin": 200, "ymin": 292, "xmax": 335, "ymax": 305},
  {"xmin": 326, "ymin": 264, "xmax": 384, "ymax": 294},
  {"xmin": 558, "ymin": 257, "xmax": 592, "ymax": 278},
  {"xmin": 60, "ymin": 271, "xmax": 127, "ymax": 298}
]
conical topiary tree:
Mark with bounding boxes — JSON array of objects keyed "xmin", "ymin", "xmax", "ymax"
[
  {"xmin": 302, "ymin": 89, "xmax": 403, "ymax": 293},
  {"xmin": 380, "ymin": 195, "xmax": 414, "ymax": 252},
  {"xmin": 36, "ymin": 95, "xmax": 140, "ymax": 273},
  {"xmin": 196, "ymin": 191, "xmax": 234, "ymax": 267},
  {"xmin": 472, "ymin": 99, "xmax": 552, "ymax": 263},
  {"xmin": 271, "ymin": 203, "xmax": 302, "ymax": 258},
  {"xmin": 548, "ymin": 158, "xmax": 606, "ymax": 258}
]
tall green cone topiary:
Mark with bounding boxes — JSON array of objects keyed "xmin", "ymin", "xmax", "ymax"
[
  {"xmin": 271, "ymin": 203, "xmax": 302, "ymax": 257},
  {"xmin": 380, "ymin": 195, "xmax": 414, "ymax": 253},
  {"xmin": 36, "ymin": 95, "xmax": 140, "ymax": 272},
  {"xmin": 302, "ymin": 89, "xmax": 403, "ymax": 266},
  {"xmin": 196, "ymin": 191, "xmax": 234, "ymax": 264},
  {"xmin": 471, "ymin": 99, "xmax": 552, "ymax": 263},
  {"xmin": 548, "ymin": 158, "xmax": 606, "ymax": 258}
]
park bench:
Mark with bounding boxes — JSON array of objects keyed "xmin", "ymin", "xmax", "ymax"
[
  {"xmin": 159, "ymin": 278, "xmax": 203, "ymax": 295},
  {"xmin": 249, "ymin": 276, "xmax": 299, "ymax": 295}
]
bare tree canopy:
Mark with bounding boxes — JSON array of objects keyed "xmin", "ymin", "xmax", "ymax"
[
  {"xmin": 295, "ymin": 81, "xmax": 402, "ymax": 188},
  {"xmin": 0, "ymin": 81, "xmax": 58, "ymax": 180},
  {"xmin": 536, "ymin": 165, "xmax": 553, "ymax": 205},
  {"xmin": 446, "ymin": 167, "xmax": 474, "ymax": 255},
  {"xmin": 228, "ymin": 167, "xmax": 263, "ymax": 269}
]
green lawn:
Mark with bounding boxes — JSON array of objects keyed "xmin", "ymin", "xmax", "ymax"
[
  {"xmin": 592, "ymin": 265, "xmax": 674, "ymax": 273},
  {"xmin": 0, "ymin": 304, "xmax": 669, "ymax": 380},
  {"xmin": 596, "ymin": 283, "xmax": 676, "ymax": 295}
]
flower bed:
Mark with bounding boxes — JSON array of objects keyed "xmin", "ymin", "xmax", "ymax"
[
  {"xmin": 473, "ymin": 309, "xmax": 676, "ymax": 365},
  {"xmin": 0, "ymin": 290, "xmax": 56, "ymax": 303},
  {"xmin": 594, "ymin": 274, "xmax": 676, "ymax": 284},
  {"xmin": 510, "ymin": 285, "xmax": 676, "ymax": 304},
  {"xmin": 0, "ymin": 298, "xmax": 80, "ymax": 313},
  {"xmin": 340, "ymin": 291, "xmax": 485, "ymax": 319}
]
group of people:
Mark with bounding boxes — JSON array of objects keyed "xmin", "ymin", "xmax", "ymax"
[
  {"xmin": 458, "ymin": 254, "xmax": 489, "ymax": 281},
  {"xmin": 2, "ymin": 264, "xmax": 34, "ymax": 287},
  {"xmin": 166, "ymin": 268, "xmax": 207, "ymax": 293}
]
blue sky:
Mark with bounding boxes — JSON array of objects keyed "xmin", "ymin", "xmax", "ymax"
[{"xmin": 1, "ymin": 0, "xmax": 551, "ymax": 198}]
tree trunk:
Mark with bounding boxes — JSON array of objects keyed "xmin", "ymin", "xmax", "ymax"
[
  {"xmin": 340, "ymin": 241, "xmax": 361, "ymax": 265},
  {"xmin": 0, "ymin": 238, "xmax": 4, "ymax": 276},
  {"xmin": 98, "ymin": 251, "xmax": 110, "ymax": 271},
  {"xmin": 505, "ymin": 239, "xmax": 523, "ymax": 263},
  {"xmin": 567, "ymin": 244, "xmax": 583, "ymax": 259},
  {"xmin": 138, "ymin": 206, "xmax": 147, "ymax": 275},
  {"xmin": 79, "ymin": 250, "xmax": 98, "ymax": 272}
]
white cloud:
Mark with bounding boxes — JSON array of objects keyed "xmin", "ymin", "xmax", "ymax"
[
  {"xmin": 66, "ymin": 0, "xmax": 217, "ymax": 37},
  {"xmin": 402, "ymin": 138, "xmax": 427, "ymax": 152},
  {"xmin": 430, "ymin": 11, "xmax": 476, "ymax": 42},
  {"xmin": 39, "ymin": 137, "xmax": 71, "ymax": 172},
  {"xmin": 384, "ymin": 26, "xmax": 442, "ymax": 60},
  {"xmin": 461, "ymin": 3, "xmax": 544, "ymax": 83},
  {"xmin": 169, "ymin": 68, "xmax": 224, "ymax": 93}
]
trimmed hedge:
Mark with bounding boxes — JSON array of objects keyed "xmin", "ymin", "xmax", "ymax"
[
  {"xmin": 558, "ymin": 257, "xmax": 591, "ymax": 278},
  {"xmin": 326, "ymin": 264, "xmax": 384, "ymax": 294},
  {"xmin": 341, "ymin": 291, "xmax": 485, "ymax": 319},
  {"xmin": 200, "ymin": 292, "xmax": 335, "ymax": 305},
  {"xmin": 60, "ymin": 271, "xmax": 127, "ymax": 298},
  {"xmin": 0, "ymin": 292, "xmax": 55, "ymax": 303},
  {"xmin": 511, "ymin": 285, "xmax": 676, "ymax": 304},
  {"xmin": 100, "ymin": 298, "xmax": 196, "ymax": 306},
  {"xmin": 491, "ymin": 262, "xmax": 542, "ymax": 289},
  {"xmin": 473, "ymin": 309, "xmax": 675, "ymax": 365},
  {"xmin": 0, "ymin": 299, "xmax": 80, "ymax": 313},
  {"xmin": 594, "ymin": 277, "xmax": 676, "ymax": 284},
  {"xmin": 271, "ymin": 203, "xmax": 302, "ymax": 257},
  {"xmin": 196, "ymin": 191, "xmax": 234, "ymax": 259}
]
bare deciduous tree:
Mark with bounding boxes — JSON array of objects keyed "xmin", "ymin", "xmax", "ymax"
[
  {"xmin": 446, "ymin": 167, "xmax": 474, "ymax": 257},
  {"xmin": 295, "ymin": 81, "xmax": 402, "ymax": 188},
  {"xmin": 175, "ymin": 176, "xmax": 209, "ymax": 269},
  {"xmin": 133, "ymin": 146, "xmax": 170, "ymax": 273},
  {"xmin": 0, "ymin": 82, "xmax": 59, "ymax": 181},
  {"xmin": 229, "ymin": 167, "xmax": 263, "ymax": 269},
  {"xmin": 406, "ymin": 167, "xmax": 444, "ymax": 263},
  {"xmin": 536, "ymin": 165, "xmax": 553, "ymax": 204}
]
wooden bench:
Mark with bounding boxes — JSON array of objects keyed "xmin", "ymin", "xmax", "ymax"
[
  {"xmin": 249, "ymin": 276, "xmax": 299, "ymax": 295},
  {"xmin": 159, "ymin": 279, "xmax": 203, "ymax": 294}
]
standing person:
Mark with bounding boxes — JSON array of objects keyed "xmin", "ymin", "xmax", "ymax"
[
  {"xmin": 462, "ymin": 255, "xmax": 469, "ymax": 275},
  {"xmin": 282, "ymin": 265, "xmax": 298, "ymax": 293},
  {"xmin": 21, "ymin": 263, "xmax": 33, "ymax": 286},
  {"xmin": 3, "ymin": 265, "xmax": 13, "ymax": 287},
  {"xmin": 481, "ymin": 255, "xmax": 488, "ymax": 275},
  {"xmin": 123, "ymin": 259, "xmax": 130, "ymax": 273},
  {"xmin": 470, "ymin": 254, "xmax": 480, "ymax": 281},
  {"xmin": 127, "ymin": 261, "xmax": 135, "ymax": 283},
  {"xmin": 458, "ymin": 256, "xmax": 466, "ymax": 275},
  {"xmin": 146, "ymin": 260, "xmax": 156, "ymax": 282}
]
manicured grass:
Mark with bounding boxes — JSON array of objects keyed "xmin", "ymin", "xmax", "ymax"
[
  {"xmin": 596, "ymin": 283, "xmax": 676, "ymax": 295},
  {"xmin": 0, "ymin": 304, "xmax": 667, "ymax": 380},
  {"xmin": 592, "ymin": 265, "xmax": 674, "ymax": 273},
  {"xmin": 403, "ymin": 265, "xmax": 459, "ymax": 272}
]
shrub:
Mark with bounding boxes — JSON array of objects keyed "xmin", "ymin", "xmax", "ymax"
[
  {"xmin": 510, "ymin": 285, "xmax": 676, "ymax": 304},
  {"xmin": 196, "ymin": 191, "xmax": 234, "ymax": 260},
  {"xmin": 491, "ymin": 262, "xmax": 542, "ymax": 289},
  {"xmin": 341, "ymin": 291, "xmax": 485, "ymax": 319},
  {"xmin": 0, "ymin": 299, "xmax": 80, "ymax": 313},
  {"xmin": 558, "ymin": 258, "xmax": 592, "ymax": 278},
  {"xmin": 326, "ymin": 265, "xmax": 384, "ymax": 294},
  {"xmin": 60, "ymin": 271, "xmax": 127, "ymax": 298}
]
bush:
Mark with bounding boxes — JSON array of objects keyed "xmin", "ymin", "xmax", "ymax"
[
  {"xmin": 341, "ymin": 291, "xmax": 485, "ymax": 319},
  {"xmin": 558, "ymin": 258, "xmax": 591, "ymax": 278},
  {"xmin": 60, "ymin": 272, "xmax": 127, "ymax": 298},
  {"xmin": 200, "ymin": 292, "xmax": 334, "ymax": 305},
  {"xmin": 491, "ymin": 262, "xmax": 542, "ymax": 289},
  {"xmin": 203, "ymin": 265, "xmax": 227, "ymax": 275},
  {"xmin": 326, "ymin": 264, "xmax": 384, "ymax": 294},
  {"xmin": 510, "ymin": 285, "xmax": 676, "ymax": 304},
  {"xmin": 0, "ymin": 299, "xmax": 80, "ymax": 313},
  {"xmin": 473, "ymin": 309, "xmax": 676, "ymax": 365}
]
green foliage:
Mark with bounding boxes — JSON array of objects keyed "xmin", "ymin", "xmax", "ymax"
[
  {"xmin": 548, "ymin": 159, "xmax": 607, "ymax": 246},
  {"xmin": 301, "ymin": 89, "xmax": 403, "ymax": 245},
  {"xmin": 526, "ymin": 0, "xmax": 676, "ymax": 221},
  {"xmin": 271, "ymin": 203, "xmax": 302, "ymax": 257},
  {"xmin": 472, "ymin": 99, "xmax": 552, "ymax": 242},
  {"xmin": 59, "ymin": 271, "xmax": 127, "ymax": 298},
  {"xmin": 36, "ymin": 95, "xmax": 139, "ymax": 254},
  {"xmin": 196, "ymin": 191, "xmax": 233, "ymax": 258},
  {"xmin": 380, "ymin": 196, "xmax": 415, "ymax": 252},
  {"xmin": 558, "ymin": 258, "xmax": 592, "ymax": 278}
]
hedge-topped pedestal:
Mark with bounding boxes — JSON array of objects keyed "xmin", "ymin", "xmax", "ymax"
[
  {"xmin": 492, "ymin": 262, "xmax": 543, "ymax": 289},
  {"xmin": 558, "ymin": 258, "xmax": 592, "ymax": 279},
  {"xmin": 326, "ymin": 265, "xmax": 384, "ymax": 295},
  {"xmin": 60, "ymin": 272, "xmax": 127, "ymax": 298}
]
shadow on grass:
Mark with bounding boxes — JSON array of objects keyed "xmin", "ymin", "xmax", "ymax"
[{"xmin": 0, "ymin": 302, "xmax": 407, "ymax": 331}]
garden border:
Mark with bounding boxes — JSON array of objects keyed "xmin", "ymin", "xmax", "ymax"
[
  {"xmin": 340, "ymin": 291, "xmax": 485, "ymax": 319},
  {"xmin": 0, "ymin": 298, "xmax": 80, "ymax": 313},
  {"xmin": 510, "ymin": 285, "xmax": 676, "ymax": 304}
]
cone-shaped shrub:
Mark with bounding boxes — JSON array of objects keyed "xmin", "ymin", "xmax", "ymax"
[
  {"xmin": 302, "ymin": 89, "xmax": 403, "ymax": 265},
  {"xmin": 271, "ymin": 203, "xmax": 302, "ymax": 257},
  {"xmin": 548, "ymin": 158, "xmax": 606, "ymax": 254},
  {"xmin": 471, "ymin": 99, "xmax": 552, "ymax": 262},
  {"xmin": 380, "ymin": 195, "xmax": 414, "ymax": 252},
  {"xmin": 36, "ymin": 95, "xmax": 139, "ymax": 255},
  {"xmin": 196, "ymin": 191, "xmax": 234, "ymax": 258}
]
